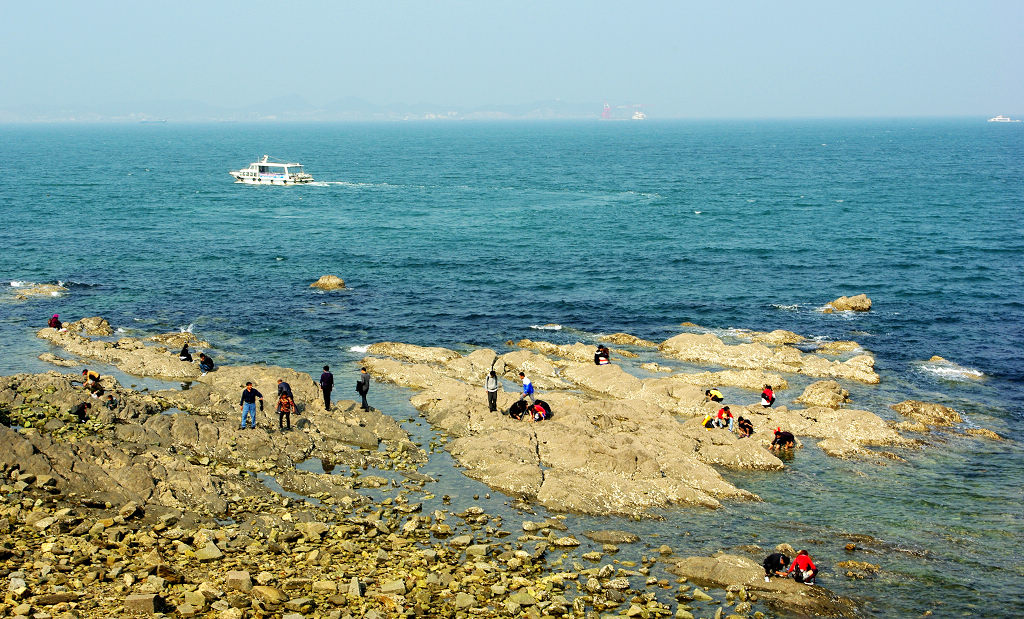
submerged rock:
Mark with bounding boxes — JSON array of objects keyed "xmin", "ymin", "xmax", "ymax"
[{"xmin": 12, "ymin": 283, "xmax": 68, "ymax": 300}]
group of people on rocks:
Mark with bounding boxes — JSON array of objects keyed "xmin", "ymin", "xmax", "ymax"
[
  {"xmin": 700, "ymin": 385, "xmax": 796, "ymax": 450},
  {"xmin": 763, "ymin": 549, "xmax": 818, "ymax": 585},
  {"xmin": 485, "ymin": 368, "xmax": 552, "ymax": 421}
]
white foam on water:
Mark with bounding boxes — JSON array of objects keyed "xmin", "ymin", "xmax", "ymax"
[
  {"xmin": 49, "ymin": 291, "xmax": 60, "ymax": 296},
  {"xmin": 530, "ymin": 324, "xmax": 562, "ymax": 331},
  {"xmin": 694, "ymin": 210, "xmax": 702, "ymax": 214},
  {"xmin": 917, "ymin": 361, "xmax": 985, "ymax": 381},
  {"xmin": 771, "ymin": 303, "xmax": 800, "ymax": 311},
  {"xmin": 349, "ymin": 345, "xmax": 369, "ymax": 353},
  {"xmin": 116, "ymin": 327, "xmax": 126, "ymax": 333},
  {"xmin": 179, "ymin": 323, "xmax": 195, "ymax": 334},
  {"xmin": 9, "ymin": 280, "xmax": 28, "ymax": 287}
]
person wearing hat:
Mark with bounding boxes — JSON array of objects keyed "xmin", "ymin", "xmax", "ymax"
[{"xmin": 48, "ymin": 314, "xmax": 62, "ymax": 329}]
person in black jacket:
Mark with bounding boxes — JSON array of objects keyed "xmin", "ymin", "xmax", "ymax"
[
  {"xmin": 356, "ymin": 367, "xmax": 371, "ymax": 411},
  {"xmin": 763, "ymin": 552, "xmax": 790, "ymax": 581},
  {"xmin": 179, "ymin": 343, "xmax": 193, "ymax": 362},
  {"xmin": 319, "ymin": 365, "xmax": 333, "ymax": 410},
  {"xmin": 239, "ymin": 382, "xmax": 263, "ymax": 429}
]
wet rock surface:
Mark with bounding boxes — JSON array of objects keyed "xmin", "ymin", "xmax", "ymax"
[
  {"xmin": 824, "ymin": 294, "xmax": 872, "ymax": 313},
  {"xmin": 309, "ymin": 274, "xmax": 346, "ymax": 290}
]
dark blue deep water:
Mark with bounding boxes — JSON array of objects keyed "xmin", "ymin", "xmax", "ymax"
[{"xmin": 1, "ymin": 120, "xmax": 1022, "ymax": 616}]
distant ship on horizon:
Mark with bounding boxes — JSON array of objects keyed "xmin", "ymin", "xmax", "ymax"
[{"xmin": 988, "ymin": 115, "xmax": 1020, "ymax": 122}]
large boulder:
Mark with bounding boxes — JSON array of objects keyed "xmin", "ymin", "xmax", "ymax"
[
  {"xmin": 824, "ymin": 294, "xmax": 872, "ymax": 312},
  {"xmin": 796, "ymin": 380, "xmax": 850, "ymax": 408},
  {"xmin": 366, "ymin": 342, "xmax": 461, "ymax": 365}
]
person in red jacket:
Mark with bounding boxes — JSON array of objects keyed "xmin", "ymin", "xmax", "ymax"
[{"xmin": 787, "ymin": 549, "xmax": 818, "ymax": 585}]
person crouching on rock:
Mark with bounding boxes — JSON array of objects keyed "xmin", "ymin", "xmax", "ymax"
[
  {"xmin": 737, "ymin": 416, "xmax": 754, "ymax": 438},
  {"xmin": 594, "ymin": 345, "xmax": 610, "ymax": 365},
  {"xmin": 530, "ymin": 400, "xmax": 551, "ymax": 421},
  {"xmin": 715, "ymin": 406, "xmax": 734, "ymax": 430},
  {"xmin": 179, "ymin": 343, "xmax": 193, "ymax": 362},
  {"xmin": 198, "ymin": 353, "xmax": 215, "ymax": 375},
  {"xmin": 763, "ymin": 552, "xmax": 790, "ymax": 581},
  {"xmin": 760, "ymin": 384, "xmax": 775, "ymax": 407},
  {"xmin": 705, "ymin": 388, "xmax": 724, "ymax": 403},
  {"xmin": 787, "ymin": 550, "xmax": 818, "ymax": 585},
  {"xmin": 770, "ymin": 428, "xmax": 796, "ymax": 451},
  {"xmin": 48, "ymin": 314, "xmax": 62, "ymax": 329},
  {"xmin": 239, "ymin": 382, "xmax": 263, "ymax": 430},
  {"xmin": 72, "ymin": 402, "xmax": 91, "ymax": 422},
  {"xmin": 702, "ymin": 413, "xmax": 716, "ymax": 429}
]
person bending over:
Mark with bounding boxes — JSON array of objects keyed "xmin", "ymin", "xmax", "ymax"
[
  {"xmin": 761, "ymin": 384, "xmax": 775, "ymax": 407},
  {"xmin": 763, "ymin": 552, "xmax": 790, "ymax": 581},
  {"xmin": 770, "ymin": 428, "xmax": 796, "ymax": 451},
  {"xmin": 705, "ymin": 389, "xmax": 724, "ymax": 403},
  {"xmin": 737, "ymin": 416, "xmax": 754, "ymax": 438}
]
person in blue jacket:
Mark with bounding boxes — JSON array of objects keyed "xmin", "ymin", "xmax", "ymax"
[{"xmin": 519, "ymin": 371, "xmax": 536, "ymax": 403}]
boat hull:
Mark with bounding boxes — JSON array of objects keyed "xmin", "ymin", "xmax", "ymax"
[{"xmin": 229, "ymin": 172, "xmax": 313, "ymax": 185}]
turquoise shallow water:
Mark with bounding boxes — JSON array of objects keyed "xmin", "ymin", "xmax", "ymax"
[{"xmin": 1, "ymin": 120, "xmax": 1022, "ymax": 616}]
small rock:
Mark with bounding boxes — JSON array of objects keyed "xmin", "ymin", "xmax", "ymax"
[
  {"xmin": 380, "ymin": 580, "xmax": 406, "ymax": 595},
  {"xmin": 196, "ymin": 541, "xmax": 224, "ymax": 562},
  {"xmin": 455, "ymin": 592, "xmax": 475, "ymax": 609},
  {"xmin": 224, "ymin": 570, "xmax": 252, "ymax": 592},
  {"xmin": 125, "ymin": 593, "xmax": 160, "ymax": 614},
  {"xmin": 251, "ymin": 586, "xmax": 287, "ymax": 605},
  {"xmin": 692, "ymin": 589, "xmax": 714, "ymax": 602}
]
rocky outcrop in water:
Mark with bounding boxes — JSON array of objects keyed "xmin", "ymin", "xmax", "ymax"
[
  {"xmin": 668, "ymin": 553, "xmax": 857, "ymax": 617},
  {"xmin": 890, "ymin": 400, "xmax": 962, "ymax": 426},
  {"xmin": 309, "ymin": 275, "xmax": 346, "ymax": 290},
  {"xmin": 11, "ymin": 283, "xmax": 67, "ymax": 300},
  {"xmin": 824, "ymin": 294, "xmax": 872, "ymax": 312},
  {"xmin": 659, "ymin": 332, "xmax": 879, "ymax": 384}
]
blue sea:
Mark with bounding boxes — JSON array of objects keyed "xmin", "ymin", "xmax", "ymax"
[{"xmin": 1, "ymin": 120, "xmax": 1022, "ymax": 616}]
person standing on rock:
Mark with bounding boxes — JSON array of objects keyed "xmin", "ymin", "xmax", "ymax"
[
  {"xmin": 319, "ymin": 365, "xmax": 334, "ymax": 410},
  {"xmin": 485, "ymin": 370, "xmax": 500, "ymax": 412},
  {"xmin": 277, "ymin": 378, "xmax": 293, "ymax": 400},
  {"xmin": 276, "ymin": 392, "xmax": 296, "ymax": 431},
  {"xmin": 356, "ymin": 367, "xmax": 371, "ymax": 411},
  {"xmin": 519, "ymin": 372, "xmax": 536, "ymax": 403},
  {"xmin": 239, "ymin": 382, "xmax": 263, "ymax": 429},
  {"xmin": 787, "ymin": 550, "xmax": 818, "ymax": 585}
]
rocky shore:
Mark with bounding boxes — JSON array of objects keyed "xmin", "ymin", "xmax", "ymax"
[{"xmin": 4, "ymin": 315, "xmax": 1005, "ymax": 617}]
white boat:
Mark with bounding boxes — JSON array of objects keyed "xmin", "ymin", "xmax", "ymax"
[
  {"xmin": 632, "ymin": 108, "xmax": 647, "ymax": 120},
  {"xmin": 230, "ymin": 155, "xmax": 313, "ymax": 185},
  {"xmin": 988, "ymin": 115, "xmax": 1020, "ymax": 122}
]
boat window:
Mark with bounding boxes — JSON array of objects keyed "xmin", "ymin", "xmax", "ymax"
[{"xmin": 258, "ymin": 166, "xmax": 268, "ymax": 173}]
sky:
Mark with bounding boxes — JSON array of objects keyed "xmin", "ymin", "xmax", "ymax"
[{"xmin": 1, "ymin": 0, "xmax": 1022, "ymax": 118}]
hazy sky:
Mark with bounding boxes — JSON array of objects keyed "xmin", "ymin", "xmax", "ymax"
[{"xmin": 2, "ymin": 0, "xmax": 1021, "ymax": 117}]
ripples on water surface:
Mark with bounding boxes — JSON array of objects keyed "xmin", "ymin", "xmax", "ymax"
[{"xmin": 1, "ymin": 120, "xmax": 1022, "ymax": 616}]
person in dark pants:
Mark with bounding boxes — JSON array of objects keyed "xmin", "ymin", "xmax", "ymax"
[
  {"xmin": 485, "ymin": 370, "xmax": 499, "ymax": 412},
  {"xmin": 356, "ymin": 367, "xmax": 371, "ymax": 411},
  {"xmin": 179, "ymin": 343, "xmax": 193, "ymax": 362},
  {"xmin": 276, "ymin": 392, "xmax": 296, "ymax": 431},
  {"xmin": 319, "ymin": 365, "xmax": 333, "ymax": 410},
  {"xmin": 770, "ymin": 428, "xmax": 796, "ymax": 451},
  {"xmin": 763, "ymin": 552, "xmax": 790, "ymax": 581},
  {"xmin": 239, "ymin": 382, "xmax": 263, "ymax": 429}
]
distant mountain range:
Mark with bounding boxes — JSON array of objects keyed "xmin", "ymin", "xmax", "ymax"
[{"xmin": 0, "ymin": 96, "xmax": 623, "ymax": 122}]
